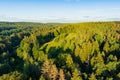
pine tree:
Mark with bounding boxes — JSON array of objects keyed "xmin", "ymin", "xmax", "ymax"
[
  {"xmin": 48, "ymin": 64, "xmax": 58, "ymax": 80},
  {"xmin": 66, "ymin": 54, "xmax": 73, "ymax": 67},
  {"xmin": 41, "ymin": 59, "xmax": 58, "ymax": 80},
  {"xmin": 103, "ymin": 41, "xmax": 109, "ymax": 53},
  {"xmin": 89, "ymin": 73, "xmax": 96, "ymax": 80},
  {"xmin": 41, "ymin": 59, "xmax": 50, "ymax": 79},
  {"xmin": 71, "ymin": 68, "xmax": 82, "ymax": 80},
  {"xmin": 59, "ymin": 69, "xmax": 65, "ymax": 80}
]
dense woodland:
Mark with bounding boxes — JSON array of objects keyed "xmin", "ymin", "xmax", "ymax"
[{"xmin": 0, "ymin": 22, "xmax": 120, "ymax": 80}]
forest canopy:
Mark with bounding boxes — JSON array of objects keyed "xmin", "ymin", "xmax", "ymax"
[{"xmin": 0, "ymin": 22, "xmax": 120, "ymax": 80}]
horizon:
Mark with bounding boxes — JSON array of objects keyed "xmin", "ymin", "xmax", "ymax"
[{"xmin": 0, "ymin": 0, "xmax": 120, "ymax": 22}]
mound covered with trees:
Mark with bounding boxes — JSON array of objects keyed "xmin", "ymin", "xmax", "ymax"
[{"xmin": 0, "ymin": 22, "xmax": 120, "ymax": 80}]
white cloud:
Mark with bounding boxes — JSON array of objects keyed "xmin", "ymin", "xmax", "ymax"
[{"xmin": 1, "ymin": 6, "xmax": 120, "ymax": 23}]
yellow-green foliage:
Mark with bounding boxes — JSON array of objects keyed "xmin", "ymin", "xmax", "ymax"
[
  {"xmin": 1, "ymin": 22, "xmax": 120, "ymax": 80},
  {"xmin": 40, "ymin": 33, "xmax": 76, "ymax": 54}
]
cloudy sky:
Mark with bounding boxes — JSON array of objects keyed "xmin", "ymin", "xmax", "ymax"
[{"xmin": 0, "ymin": 0, "xmax": 120, "ymax": 22}]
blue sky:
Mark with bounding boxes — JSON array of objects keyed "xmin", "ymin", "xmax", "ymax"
[{"xmin": 0, "ymin": 0, "xmax": 120, "ymax": 22}]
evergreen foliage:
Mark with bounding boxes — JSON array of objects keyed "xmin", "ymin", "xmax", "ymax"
[{"xmin": 0, "ymin": 22, "xmax": 120, "ymax": 80}]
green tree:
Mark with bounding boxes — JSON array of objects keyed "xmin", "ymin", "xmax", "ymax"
[
  {"xmin": 71, "ymin": 68, "xmax": 82, "ymax": 80},
  {"xmin": 89, "ymin": 73, "xmax": 96, "ymax": 80},
  {"xmin": 103, "ymin": 41, "xmax": 109, "ymax": 53}
]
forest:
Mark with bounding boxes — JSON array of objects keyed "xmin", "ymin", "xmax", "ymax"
[{"xmin": 0, "ymin": 21, "xmax": 120, "ymax": 80}]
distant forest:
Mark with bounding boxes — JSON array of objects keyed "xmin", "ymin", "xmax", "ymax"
[{"xmin": 0, "ymin": 22, "xmax": 120, "ymax": 80}]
